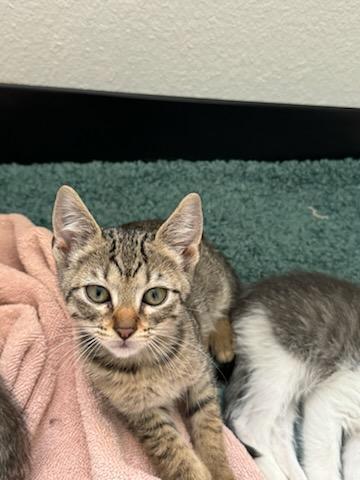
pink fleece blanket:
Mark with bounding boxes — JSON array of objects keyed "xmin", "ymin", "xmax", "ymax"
[{"xmin": 0, "ymin": 214, "xmax": 262, "ymax": 480}]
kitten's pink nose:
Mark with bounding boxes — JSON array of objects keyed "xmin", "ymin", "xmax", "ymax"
[{"xmin": 116, "ymin": 327, "xmax": 135, "ymax": 340}]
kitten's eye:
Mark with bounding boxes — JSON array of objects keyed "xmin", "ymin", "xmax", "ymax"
[
  {"xmin": 85, "ymin": 285, "xmax": 111, "ymax": 304},
  {"xmin": 142, "ymin": 287, "xmax": 168, "ymax": 306}
]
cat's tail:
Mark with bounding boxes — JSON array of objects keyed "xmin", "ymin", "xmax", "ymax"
[{"xmin": 0, "ymin": 377, "xmax": 30, "ymax": 480}]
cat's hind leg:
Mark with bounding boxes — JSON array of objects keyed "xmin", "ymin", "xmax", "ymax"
[
  {"xmin": 230, "ymin": 399, "xmax": 288, "ymax": 480},
  {"xmin": 230, "ymin": 387, "xmax": 306, "ymax": 480},
  {"xmin": 271, "ymin": 402, "xmax": 307, "ymax": 480},
  {"xmin": 302, "ymin": 370, "xmax": 360, "ymax": 480}
]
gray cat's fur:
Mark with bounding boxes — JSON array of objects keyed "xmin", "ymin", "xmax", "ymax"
[
  {"xmin": 0, "ymin": 376, "xmax": 29, "ymax": 480},
  {"xmin": 225, "ymin": 271, "xmax": 360, "ymax": 480}
]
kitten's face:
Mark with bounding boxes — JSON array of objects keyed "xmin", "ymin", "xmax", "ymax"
[
  {"xmin": 61, "ymin": 230, "xmax": 191, "ymax": 359},
  {"xmin": 52, "ymin": 187, "xmax": 203, "ymax": 361}
]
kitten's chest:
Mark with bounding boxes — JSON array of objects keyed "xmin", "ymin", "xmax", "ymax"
[{"xmin": 90, "ymin": 361, "xmax": 200, "ymax": 414}]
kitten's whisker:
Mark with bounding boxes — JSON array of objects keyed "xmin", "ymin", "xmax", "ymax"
[
  {"xmin": 188, "ymin": 345, "xmax": 227, "ymax": 382},
  {"xmin": 148, "ymin": 340, "xmax": 180, "ymax": 376},
  {"xmin": 49, "ymin": 332, "xmax": 94, "ymax": 354},
  {"xmin": 167, "ymin": 323, "xmax": 231, "ymax": 380},
  {"xmin": 155, "ymin": 334, "xmax": 226, "ymax": 382},
  {"xmin": 60, "ymin": 337, "xmax": 97, "ymax": 369},
  {"xmin": 150, "ymin": 337, "xmax": 193, "ymax": 376},
  {"xmin": 58, "ymin": 347, "xmax": 78, "ymax": 369},
  {"xmin": 49, "ymin": 339, "xmax": 76, "ymax": 354},
  {"xmin": 72, "ymin": 338, "xmax": 99, "ymax": 369}
]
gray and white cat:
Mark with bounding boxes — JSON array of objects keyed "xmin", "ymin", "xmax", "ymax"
[
  {"xmin": 225, "ymin": 271, "xmax": 360, "ymax": 480},
  {"xmin": 0, "ymin": 376, "xmax": 29, "ymax": 479}
]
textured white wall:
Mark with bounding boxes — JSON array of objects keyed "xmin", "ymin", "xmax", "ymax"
[{"xmin": 1, "ymin": 0, "xmax": 360, "ymax": 107}]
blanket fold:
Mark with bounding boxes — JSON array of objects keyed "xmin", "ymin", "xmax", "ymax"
[{"xmin": 0, "ymin": 214, "xmax": 262, "ymax": 480}]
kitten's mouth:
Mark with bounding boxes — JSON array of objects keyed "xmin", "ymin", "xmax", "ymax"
[{"xmin": 103, "ymin": 338, "xmax": 145, "ymax": 358}]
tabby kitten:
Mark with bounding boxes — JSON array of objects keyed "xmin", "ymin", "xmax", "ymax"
[
  {"xmin": 52, "ymin": 186, "xmax": 240, "ymax": 480},
  {"xmin": 0, "ymin": 376, "xmax": 29, "ymax": 480},
  {"xmin": 225, "ymin": 271, "xmax": 360, "ymax": 480}
]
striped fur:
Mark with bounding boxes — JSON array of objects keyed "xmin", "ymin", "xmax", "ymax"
[{"xmin": 52, "ymin": 186, "xmax": 240, "ymax": 480}]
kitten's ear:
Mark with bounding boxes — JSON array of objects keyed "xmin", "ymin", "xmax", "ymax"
[
  {"xmin": 52, "ymin": 185, "xmax": 101, "ymax": 255},
  {"xmin": 155, "ymin": 193, "xmax": 203, "ymax": 269}
]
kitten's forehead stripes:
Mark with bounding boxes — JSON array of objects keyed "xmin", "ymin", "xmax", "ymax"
[
  {"xmin": 103, "ymin": 228, "xmax": 116, "ymax": 250},
  {"xmin": 111, "ymin": 256, "xmax": 124, "ymax": 276},
  {"xmin": 140, "ymin": 233, "xmax": 149, "ymax": 263},
  {"xmin": 103, "ymin": 229, "xmax": 151, "ymax": 278},
  {"xmin": 103, "ymin": 228, "xmax": 124, "ymax": 276},
  {"xmin": 132, "ymin": 261, "xmax": 143, "ymax": 277}
]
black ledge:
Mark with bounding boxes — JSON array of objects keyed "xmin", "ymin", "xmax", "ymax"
[{"xmin": 0, "ymin": 84, "xmax": 359, "ymax": 163}]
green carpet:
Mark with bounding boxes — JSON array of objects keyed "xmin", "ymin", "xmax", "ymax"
[{"xmin": 1, "ymin": 159, "xmax": 360, "ymax": 283}]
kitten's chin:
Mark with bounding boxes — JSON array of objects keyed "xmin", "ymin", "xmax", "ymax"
[{"xmin": 102, "ymin": 339, "xmax": 146, "ymax": 359}]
